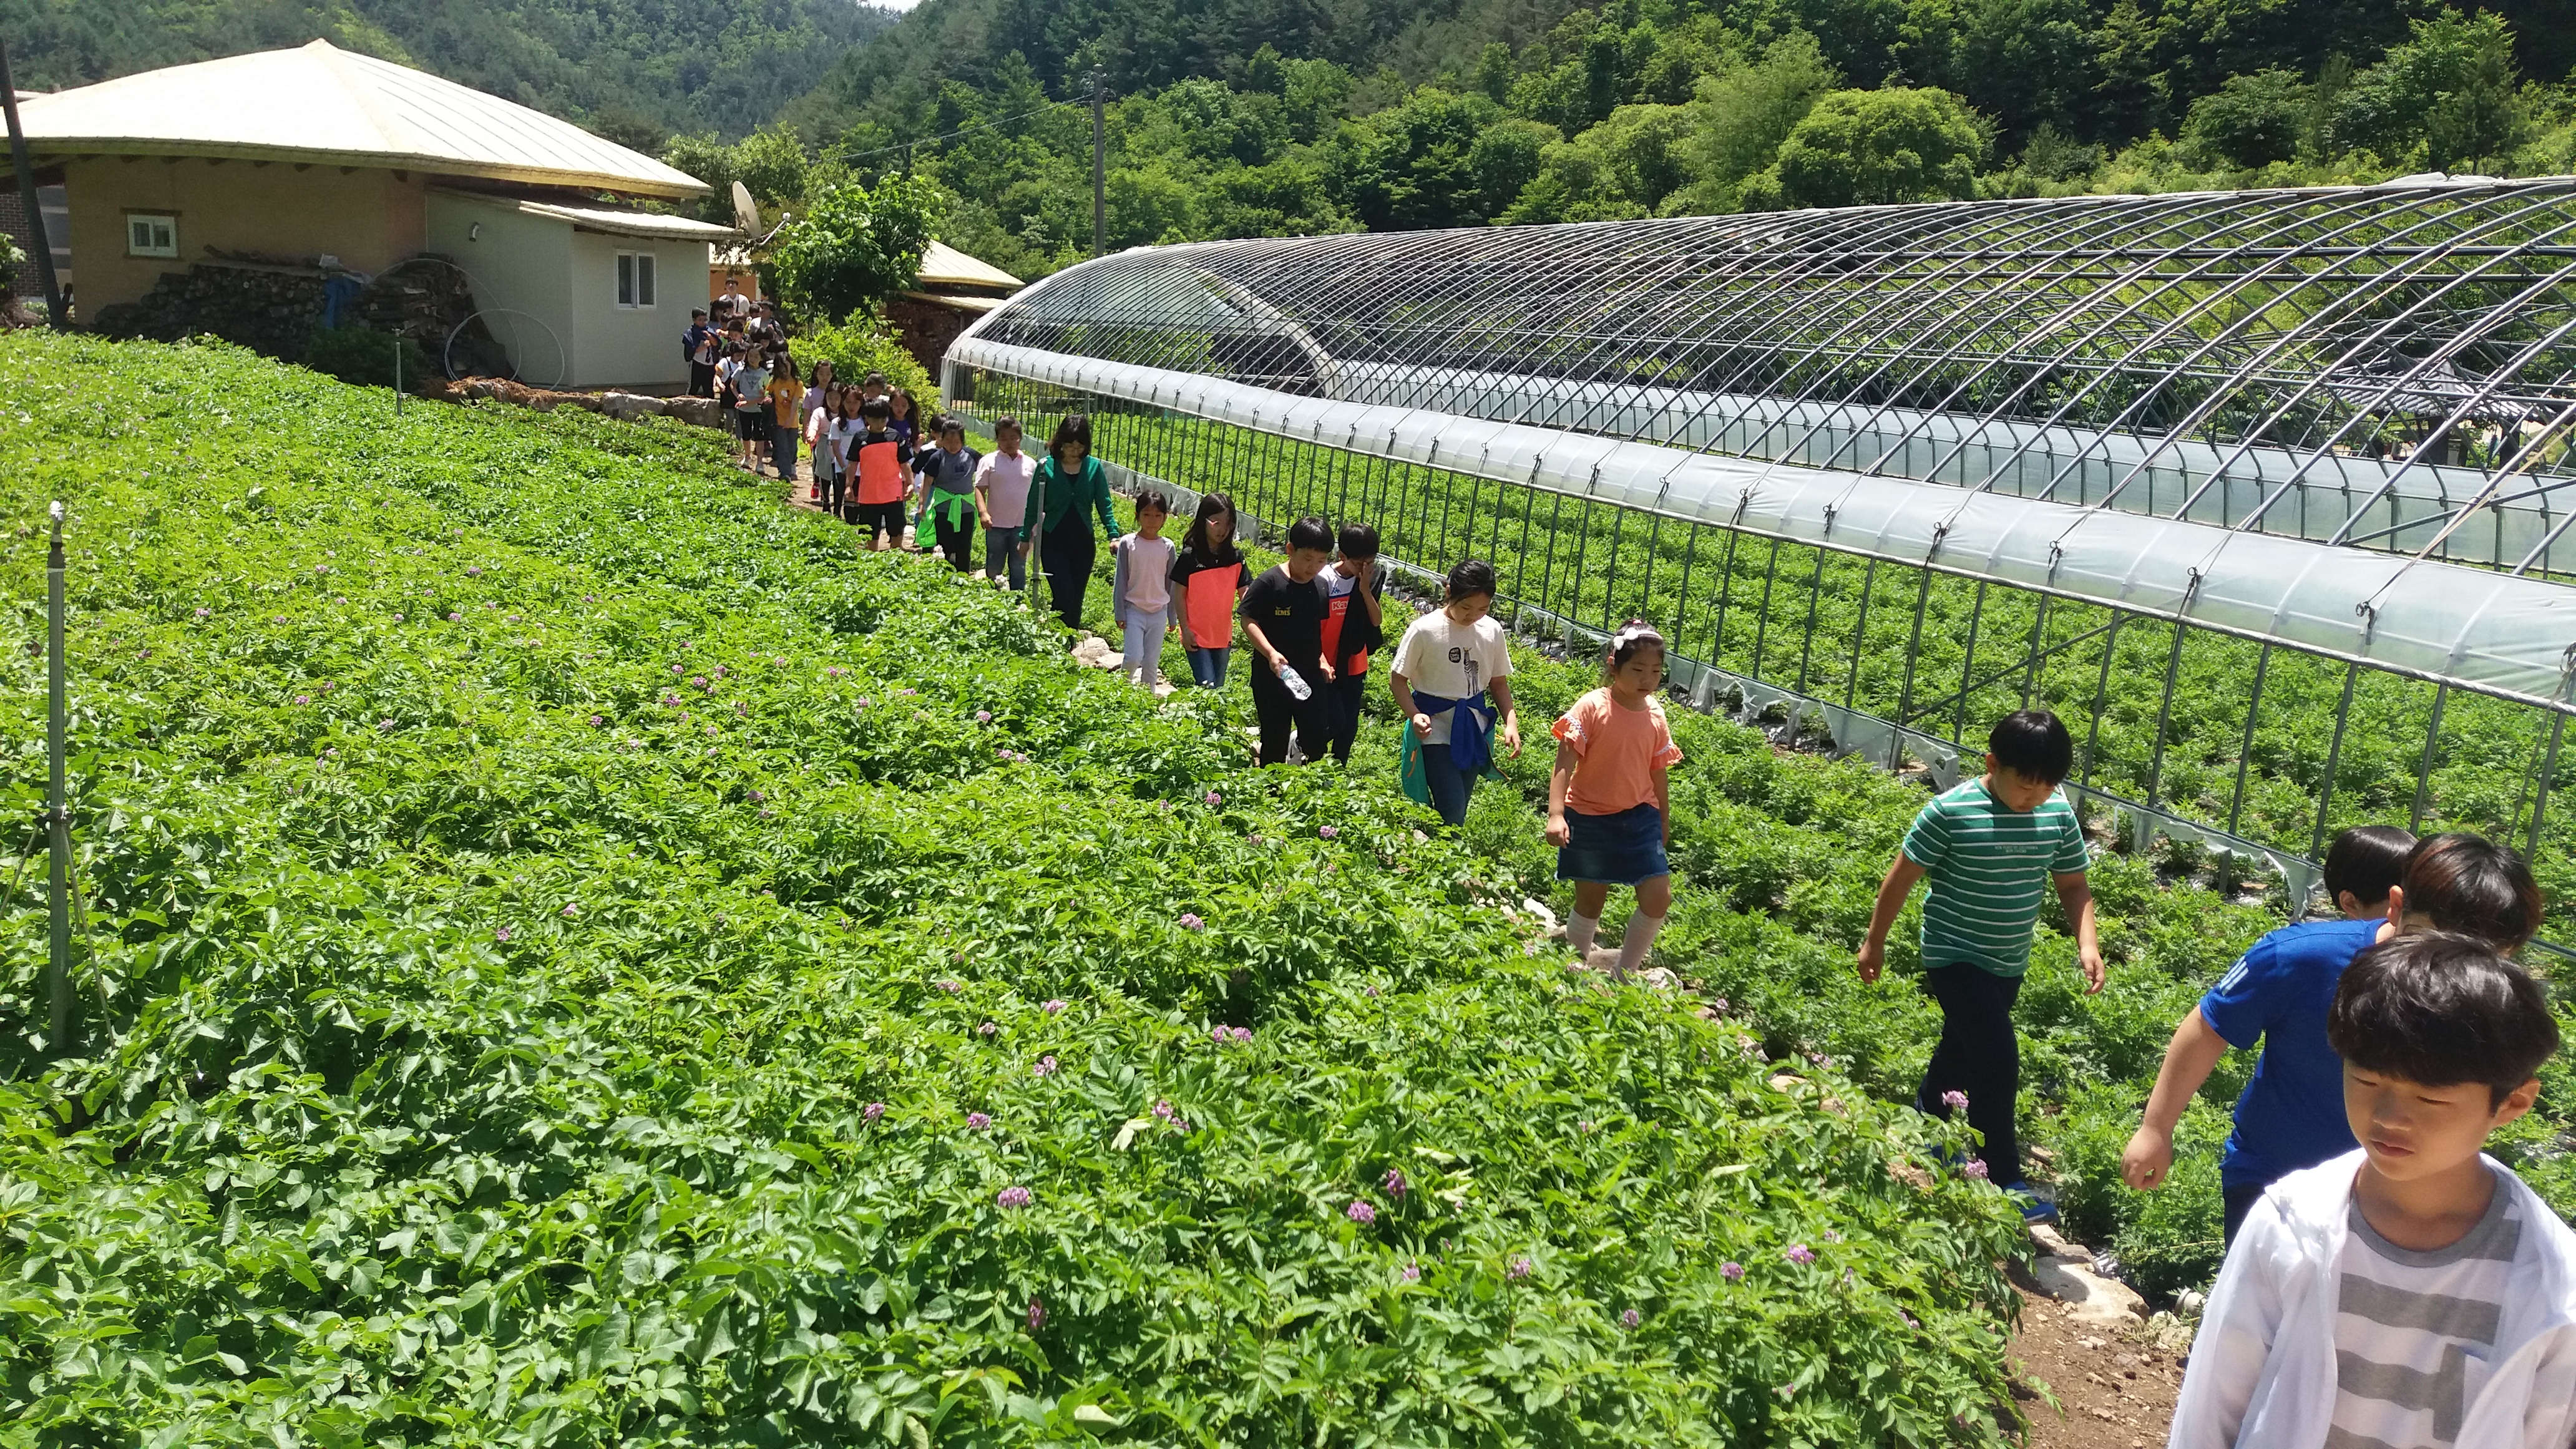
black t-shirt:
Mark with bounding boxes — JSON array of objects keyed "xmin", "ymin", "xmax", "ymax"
[{"xmin": 1239, "ymin": 565, "xmax": 1328, "ymax": 670}]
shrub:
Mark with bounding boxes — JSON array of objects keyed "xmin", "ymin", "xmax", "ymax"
[
  {"xmin": 792, "ymin": 312, "xmax": 937, "ymax": 402},
  {"xmin": 298, "ymin": 323, "xmax": 432, "ymax": 390}
]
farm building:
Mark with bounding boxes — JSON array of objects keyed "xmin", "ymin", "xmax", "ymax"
[
  {"xmin": 884, "ymin": 241, "xmax": 1022, "ymax": 376},
  {"xmin": 12, "ymin": 39, "xmax": 731, "ymax": 389}
]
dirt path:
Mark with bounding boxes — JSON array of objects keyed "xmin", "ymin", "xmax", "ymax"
[{"xmin": 2010, "ymin": 1286, "xmax": 2184, "ymax": 1448}]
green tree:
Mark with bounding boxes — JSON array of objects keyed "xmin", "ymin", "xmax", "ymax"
[
  {"xmin": 2328, "ymin": 12, "xmax": 2530, "ymax": 170},
  {"xmin": 1467, "ymin": 117, "xmax": 1562, "ymax": 218},
  {"xmin": 2183, "ymin": 67, "xmax": 2311, "ymax": 168},
  {"xmin": 1662, "ymin": 31, "xmax": 1841, "ymax": 214},
  {"xmin": 1741, "ymin": 85, "xmax": 1991, "ymax": 209},
  {"xmin": 764, "ymin": 173, "xmax": 942, "ymax": 323},
  {"xmin": 1901, "ymin": 0, "xmax": 2103, "ymax": 144},
  {"xmin": 1329, "ymin": 88, "xmax": 1506, "ymax": 230}
]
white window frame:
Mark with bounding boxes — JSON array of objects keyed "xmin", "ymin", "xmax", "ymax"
[
  {"xmin": 615, "ymin": 250, "xmax": 658, "ymax": 309},
  {"xmin": 125, "ymin": 212, "xmax": 178, "ymax": 258}
]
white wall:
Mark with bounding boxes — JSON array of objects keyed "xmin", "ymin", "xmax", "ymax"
[
  {"xmin": 423, "ymin": 191, "xmax": 574, "ymax": 386},
  {"xmin": 567, "ymin": 228, "xmax": 700, "ymax": 391}
]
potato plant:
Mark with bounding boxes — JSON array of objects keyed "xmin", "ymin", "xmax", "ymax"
[{"xmin": 0, "ymin": 334, "xmax": 2036, "ymax": 1447}]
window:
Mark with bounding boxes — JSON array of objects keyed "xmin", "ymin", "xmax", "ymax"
[
  {"xmin": 615, "ymin": 250, "xmax": 657, "ymax": 308},
  {"xmin": 125, "ymin": 213, "xmax": 178, "ymax": 258}
]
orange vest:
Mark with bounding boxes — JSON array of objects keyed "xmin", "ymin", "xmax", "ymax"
[
  {"xmin": 1183, "ymin": 561, "xmax": 1244, "ymax": 650},
  {"xmin": 856, "ymin": 439, "xmax": 906, "ymax": 505}
]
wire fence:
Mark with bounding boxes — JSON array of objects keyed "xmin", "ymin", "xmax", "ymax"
[{"xmin": 951, "ymin": 364, "xmax": 2576, "ymax": 947}]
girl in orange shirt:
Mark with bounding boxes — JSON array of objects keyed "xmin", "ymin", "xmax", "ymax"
[{"xmin": 1546, "ymin": 620, "xmax": 1684, "ymax": 981}]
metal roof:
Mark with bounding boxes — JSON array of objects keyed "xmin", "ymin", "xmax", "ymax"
[
  {"xmin": 16, "ymin": 39, "xmax": 707, "ymax": 199},
  {"xmin": 505, "ymin": 197, "xmax": 738, "ymax": 241},
  {"xmin": 917, "ymin": 240, "xmax": 1020, "ymax": 291}
]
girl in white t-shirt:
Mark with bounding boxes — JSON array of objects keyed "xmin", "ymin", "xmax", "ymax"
[
  {"xmin": 1111, "ymin": 490, "xmax": 1178, "ymax": 690},
  {"xmin": 1390, "ymin": 559, "xmax": 1522, "ymax": 827}
]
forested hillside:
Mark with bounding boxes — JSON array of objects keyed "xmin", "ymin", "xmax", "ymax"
[
  {"xmin": 724, "ymin": 0, "xmax": 2576, "ymax": 280},
  {"xmin": 0, "ymin": 0, "xmax": 892, "ymax": 143}
]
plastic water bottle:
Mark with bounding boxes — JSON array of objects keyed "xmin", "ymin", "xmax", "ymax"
[{"xmin": 1277, "ymin": 663, "xmax": 1312, "ymax": 700}]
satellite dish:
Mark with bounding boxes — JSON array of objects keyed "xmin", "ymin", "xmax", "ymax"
[{"xmin": 731, "ymin": 181, "xmax": 761, "ymax": 234}]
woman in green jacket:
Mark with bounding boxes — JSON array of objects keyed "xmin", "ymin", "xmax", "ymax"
[{"xmin": 1025, "ymin": 414, "xmax": 1121, "ymax": 630}]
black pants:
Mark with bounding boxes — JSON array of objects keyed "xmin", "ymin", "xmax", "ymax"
[
  {"xmin": 2222, "ymin": 1181, "xmax": 2267, "ymax": 1249},
  {"xmin": 817, "ymin": 471, "xmax": 845, "ymax": 512},
  {"xmin": 1250, "ymin": 658, "xmax": 1327, "ymax": 766},
  {"xmin": 1916, "ymin": 964, "xmax": 2026, "ymax": 1185},
  {"xmin": 934, "ymin": 512, "xmax": 976, "ymax": 571},
  {"xmin": 689, "ymin": 361, "xmax": 715, "ymax": 398},
  {"xmin": 1315, "ymin": 668, "xmax": 1368, "ymax": 763},
  {"xmin": 1039, "ymin": 524, "xmax": 1095, "ymax": 630}
]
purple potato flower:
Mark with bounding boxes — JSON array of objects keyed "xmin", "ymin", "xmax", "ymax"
[
  {"xmin": 939, "ymin": 980, "xmax": 962, "ymax": 993},
  {"xmin": 976, "ymin": 710, "xmax": 993, "ymax": 723},
  {"xmin": 1042, "ymin": 998, "xmax": 1067, "ymax": 1015},
  {"xmin": 1027, "ymin": 1297, "xmax": 1045, "ymax": 1330},
  {"xmin": 1508, "ymin": 1257, "xmax": 1534, "ymax": 1281},
  {"xmin": 1033, "ymin": 1055, "xmax": 1058, "ymax": 1078},
  {"xmin": 1785, "ymin": 1244, "xmax": 1816, "ymax": 1265},
  {"xmin": 1231, "ymin": 1027, "xmax": 1252, "ymax": 1044},
  {"xmin": 1402, "ymin": 1262, "xmax": 1421, "ymax": 1282},
  {"xmin": 1722, "ymin": 1261, "xmax": 1745, "ymax": 1281},
  {"xmin": 978, "ymin": 1022, "xmax": 998, "ymax": 1037},
  {"xmin": 967, "ymin": 1112, "xmax": 993, "ymax": 1130},
  {"xmin": 296, "ymin": 695, "xmax": 310, "ymax": 705},
  {"xmin": 560, "ymin": 904, "xmax": 577, "ymax": 917},
  {"xmin": 1621, "ymin": 1309, "xmax": 1641, "ymax": 1330},
  {"xmin": 1204, "ymin": 791, "xmax": 1221, "ymax": 807},
  {"xmin": 1347, "ymin": 1199, "xmax": 1376, "ymax": 1225},
  {"xmin": 1939, "ymin": 1090, "xmax": 1968, "ymax": 1111},
  {"xmin": 1179, "ymin": 913, "xmax": 1204, "ymax": 931},
  {"xmin": 1153, "ymin": 1099, "xmax": 1174, "ymax": 1120},
  {"xmin": 862, "ymin": 1102, "xmax": 886, "ymax": 1122},
  {"xmin": 995, "ymin": 1185, "xmax": 1031, "ymax": 1208},
  {"xmin": 1962, "ymin": 1158, "xmax": 1990, "ymax": 1181},
  {"xmin": 1382, "ymin": 1168, "xmax": 1407, "ymax": 1198},
  {"xmin": 1319, "ymin": 825, "xmax": 1338, "ymax": 839},
  {"xmin": 495, "ymin": 925, "xmax": 512, "ymax": 942}
]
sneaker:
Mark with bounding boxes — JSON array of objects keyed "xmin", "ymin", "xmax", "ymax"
[{"xmin": 2003, "ymin": 1181, "xmax": 2059, "ymax": 1225}]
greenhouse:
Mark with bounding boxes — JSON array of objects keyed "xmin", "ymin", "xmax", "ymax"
[{"xmin": 945, "ymin": 177, "xmax": 2576, "ymax": 929}]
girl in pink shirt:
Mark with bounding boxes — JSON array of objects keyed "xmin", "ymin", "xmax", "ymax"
[{"xmin": 1547, "ymin": 620, "xmax": 1684, "ymax": 980}]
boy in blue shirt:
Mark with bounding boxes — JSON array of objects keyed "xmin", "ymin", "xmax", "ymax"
[{"xmin": 2122, "ymin": 829, "xmax": 2543, "ymax": 1246}]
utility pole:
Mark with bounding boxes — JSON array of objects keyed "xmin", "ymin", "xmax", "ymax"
[
  {"xmin": 0, "ymin": 42, "xmax": 67, "ymax": 329},
  {"xmin": 1090, "ymin": 67, "xmax": 1106, "ymax": 259},
  {"xmin": 46, "ymin": 500, "xmax": 70, "ymax": 1057}
]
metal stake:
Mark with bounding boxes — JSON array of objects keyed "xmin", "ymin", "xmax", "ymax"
[{"xmin": 46, "ymin": 500, "xmax": 69, "ymax": 1055}]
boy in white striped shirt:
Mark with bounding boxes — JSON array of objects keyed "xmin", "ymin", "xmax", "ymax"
[{"xmin": 2169, "ymin": 932, "xmax": 2576, "ymax": 1449}]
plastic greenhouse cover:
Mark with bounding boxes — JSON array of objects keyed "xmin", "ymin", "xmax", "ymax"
[{"xmin": 948, "ymin": 337, "xmax": 2576, "ymax": 710}]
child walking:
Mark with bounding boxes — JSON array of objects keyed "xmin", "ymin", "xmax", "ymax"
[
  {"xmin": 2124, "ymin": 830, "xmax": 2544, "ymax": 1247},
  {"xmin": 915, "ymin": 417, "xmax": 982, "ymax": 571},
  {"xmin": 2169, "ymin": 932, "xmax": 2576, "ymax": 1449},
  {"xmin": 1546, "ymin": 622, "xmax": 1683, "ymax": 982},
  {"xmin": 847, "ymin": 398, "xmax": 912, "ymax": 550},
  {"xmin": 1111, "ymin": 490, "xmax": 1177, "ymax": 690},
  {"xmin": 766, "ymin": 352, "xmax": 801, "ymax": 482},
  {"xmin": 1390, "ymin": 560, "xmax": 1522, "ymax": 826},
  {"xmin": 1315, "ymin": 522, "xmax": 1385, "ymax": 764},
  {"xmin": 973, "ymin": 416, "xmax": 1033, "ymax": 590},
  {"xmin": 1856, "ymin": 709, "xmax": 2102, "ymax": 1222},
  {"xmin": 1169, "ymin": 492, "xmax": 1247, "ymax": 687},
  {"xmin": 1239, "ymin": 515, "xmax": 1335, "ymax": 765}
]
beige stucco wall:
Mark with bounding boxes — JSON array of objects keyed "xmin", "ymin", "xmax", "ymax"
[
  {"xmin": 422, "ymin": 190, "xmax": 573, "ymax": 386},
  {"xmin": 565, "ymin": 228, "xmax": 702, "ymax": 390},
  {"xmin": 63, "ymin": 157, "xmax": 424, "ymax": 311}
]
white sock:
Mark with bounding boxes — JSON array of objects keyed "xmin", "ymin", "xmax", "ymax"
[
  {"xmin": 1567, "ymin": 912, "xmax": 1600, "ymax": 955},
  {"xmin": 1614, "ymin": 913, "xmax": 1666, "ymax": 977}
]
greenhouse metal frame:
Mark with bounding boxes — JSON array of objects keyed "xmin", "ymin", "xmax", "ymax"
[{"xmin": 944, "ymin": 178, "xmax": 2576, "ymax": 933}]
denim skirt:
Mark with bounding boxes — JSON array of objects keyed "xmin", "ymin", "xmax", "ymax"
[{"xmin": 1556, "ymin": 803, "xmax": 1669, "ymax": 884}]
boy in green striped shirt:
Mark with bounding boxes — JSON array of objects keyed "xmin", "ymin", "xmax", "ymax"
[{"xmin": 1856, "ymin": 710, "xmax": 2105, "ymax": 1222}]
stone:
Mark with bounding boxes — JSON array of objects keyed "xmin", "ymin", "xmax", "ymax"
[
  {"xmin": 1520, "ymin": 897, "xmax": 1561, "ymax": 935},
  {"xmin": 2010, "ymin": 1255, "xmax": 2147, "ymax": 1328},
  {"xmin": 601, "ymin": 391, "xmax": 668, "ymax": 421},
  {"xmin": 665, "ymin": 396, "xmax": 724, "ymax": 429},
  {"xmin": 2029, "ymin": 1223, "xmax": 2092, "ymax": 1262}
]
